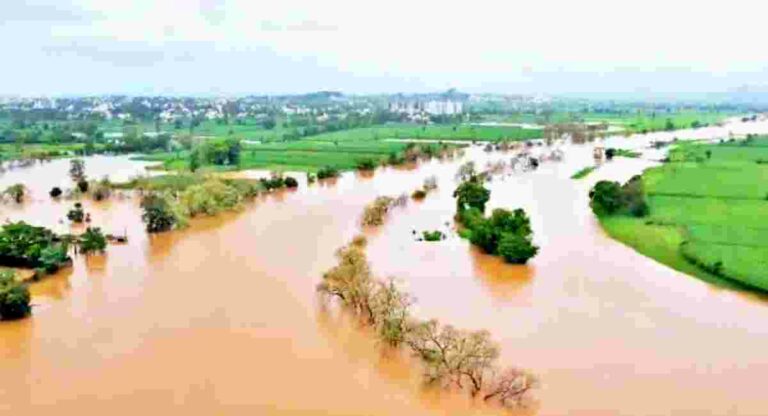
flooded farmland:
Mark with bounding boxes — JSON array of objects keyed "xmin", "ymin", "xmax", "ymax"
[{"xmin": 3, "ymin": 119, "xmax": 768, "ymax": 415}]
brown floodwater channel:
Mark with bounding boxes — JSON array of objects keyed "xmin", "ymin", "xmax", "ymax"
[{"xmin": 2, "ymin": 119, "xmax": 768, "ymax": 415}]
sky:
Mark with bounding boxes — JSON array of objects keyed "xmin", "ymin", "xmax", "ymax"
[{"xmin": 2, "ymin": 0, "xmax": 768, "ymax": 96}]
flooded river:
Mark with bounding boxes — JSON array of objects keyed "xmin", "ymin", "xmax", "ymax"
[{"xmin": 2, "ymin": 119, "xmax": 768, "ymax": 415}]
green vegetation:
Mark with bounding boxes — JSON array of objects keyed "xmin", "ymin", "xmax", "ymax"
[
  {"xmin": 0, "ymin": 270, "xmax": 31, "ymax": 320},
  {"xmin": 597, "ymin": 138, "xmax": 768, "ymax": 292},
  {"xmin": 606, "ymin": 148, "xmax": 641, "ymax": 160},
  {"xmin": 317, "ymin": 236, "xmax": 536, "ymax": 408},
  {"xmin": 2, "ymin": 184, "xmax": 26, "ymax": 203},
  {"xmin": 454, "ymin": 177, "xmax": 538, "ymax": 264},
  {"xmin": 131, "ymin": 174, "xmax": 263, "ymax": 233},
  {"xmin": 571, "ymin": 166, "xmax": 596, "ymax": 180},
  {"xmin": 67, "ymin": 203, "xmax": 85, "ymax": 223},
  {"xmin": 0, "ymin": 222, "xmax": 71, "ymax": 274},
  {"xmin": 589, "ymin": 176, "xmax": 648, "ymax": 217},
  {"xmin": 78, "ymin": 228, "xmax": 107, "ymax": 254},
  {"xmin": 421, "ymin": 230, "xmax": 445, "ymax": 242}
]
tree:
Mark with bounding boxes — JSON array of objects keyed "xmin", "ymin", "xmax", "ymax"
[
  {"xmin": 77, "ymin": 179, "xmax": 89, "ymax": 193},
  {"xmin": 78, "ymin": 227, "xmax": 107, "ymax": 254},
  {"xmin": 453, "ymin": 180, "xmax": 490, "ymax": 213},
  {"xmin": 0, "ymin": 270, "xmax": 31, "ymax": 320},
  {"xmin": 49, "ymin": 187, "xmax": 63, "ymax": 198},
  {"xmin": 317, "ymin": 236, "xmax": 376, "ymax": 323},
  {"xmin": 589, "ymin": 181, "xmax": 623, "ymax": 215},
  {"xmin": 361, "ymin": 196, "xmax": 395, "ymax": 226},
  {"xmin": 189, "ymin": 149, "xmax": 201, "ymax": 172},
  {"xmin": 69, "ymin": 158, "xmax": 86, "ymax": 182},
  {"xmin": 140, "ymin": 194, "xmax": 178, "ymax": 233}
]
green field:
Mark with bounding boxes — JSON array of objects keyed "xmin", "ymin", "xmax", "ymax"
[
  {"xmin": 599, "ymin": 137, "xmax": 768, "ymax": 292},
  {"xmin": 294, "ymin": 124, "xmax": 543, "ymax": 142}
]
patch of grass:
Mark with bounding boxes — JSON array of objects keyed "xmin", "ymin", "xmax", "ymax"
[{"xmin": 571, "ymin": 166, "xmax": 596, "ymax": 179}]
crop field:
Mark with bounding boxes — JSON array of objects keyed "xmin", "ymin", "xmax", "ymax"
[
  {"xmin": 601, "ymin": 137, "xmax": 768, "ymax": 291},
  {"xmin": 297, "ymin": 124, "xmax": 543, "ymax": 142}
]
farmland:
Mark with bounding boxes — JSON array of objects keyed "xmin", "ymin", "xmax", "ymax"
[{"xmin": 600, "ymin": 137, "xmax": 768, "ymax": 291}]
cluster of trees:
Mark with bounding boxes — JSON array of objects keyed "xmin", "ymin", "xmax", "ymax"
[
  {"xmin": 189, "ymin": 138, "xmax": 241, "ymax": 170},
  {"xmin": 589, "ymin": 176, "xmax": 648, "ymax": 217},
  {"xmin": 0, "ymin": 270, "xmax": 31, "ymax": 320},
  {"xmin": 2, "ymin": 183, "xmax": 25, "ymax": 203},
  {"xmin": 0, "ymin": 222, "xmax": 71, "ymax": 275},
  {"xmin": 361, "ymin": 196, "xmax": 396, "ymax": 226},
  {"xmin": 140, "ymin": 177, "xmax": 262, "ymax": 233},
  {"xmin": 259, "ymin": 174, "xmax": 299, "ymax": 191},
  {"xmin": 453, "ymin": 176, "xmax": 538, "ymax": 264},
  {"xmin": 317, "ymin": 236, "xmax": 536, "ymax": 408}
]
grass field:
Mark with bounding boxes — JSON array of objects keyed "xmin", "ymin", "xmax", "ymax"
[{"xmin": 599, "ymin": 137, "xmax": 768, "ymax": 292}]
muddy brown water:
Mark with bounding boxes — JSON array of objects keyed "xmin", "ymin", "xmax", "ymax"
[{"xmin": 2, "ymin": 120, "xmax": 768, "ymax": 415}]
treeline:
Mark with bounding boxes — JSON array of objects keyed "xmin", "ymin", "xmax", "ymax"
[{"xmin": 318, "ymin": 239, "xmax": 536, "ymax": 409}]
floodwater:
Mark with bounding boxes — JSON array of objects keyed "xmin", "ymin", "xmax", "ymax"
[{"xmin": 2, "ymin": 119, "xmax": 768, "ymax": 415}]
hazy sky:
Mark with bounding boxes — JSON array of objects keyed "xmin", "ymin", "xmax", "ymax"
[{"xmin": 2, "ymin": 0, "xmax": 768, "ymax": 96}]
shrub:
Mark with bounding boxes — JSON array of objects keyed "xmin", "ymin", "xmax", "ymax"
[
  {"xmin": 361, "ymin": 196, "xmax": 395, "ymax": 226},
  {"xmin": 0, "ymin": 222, "xmax": 70, "ymax": 272},
  {"xmin": 317, "ymin": 166, "xmax": 339, "ymax": 179},
  {"xmin": 79, "ymin": 227, "xmax": 107, "ymax": 254},
  {"xmin": 356, "ymin": 158, "xmax": 376, "ymax": 171},
  {"xmin": 91, "ymin": 177, "xmax": 112, "ymax": 201},
  {"xmin": 0, "ymin": 271, "xmax": 31, "ymax": 320},
  {"xmin": 67, "ymin": 202, "xmax": 85, "ymax": 223},
  {"xmin": 77, "ymin": 179, "xmax": 89, "ymax": 193},
  {"xmin": 178, "ymin": 179, "xmax": 242, "ymax": 217},
  {"xmin": 284, "ymin": 176, "xmax": 298, "ymax": 188},
  {"xmin": 411, "ymin": 189, "xmax": 427, "ymax": 200},
  {"xmin": 422, "ymin": 230, "xmax": 445, "ymax": 242},
  {"xmin": 3, "ymin": 184, "xmax": 25, "ymax": 204},
  {"xmin": 39, "ymin": 245, "xmax": 70, "ymax": 273},
  {"xmin": 605, "ymin": 148, "xmax": 616, "ymax": 160},
  {"xmin": 49, "ymin": 187, "xmax": 63, "ymax": 198}
]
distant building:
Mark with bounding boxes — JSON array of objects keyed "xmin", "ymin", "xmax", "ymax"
[{"xmin": 389, "ymin": 98, "xmax": 464, "ymax": 116}]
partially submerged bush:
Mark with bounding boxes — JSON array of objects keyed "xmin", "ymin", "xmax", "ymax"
[
  {"xmin": 0, "ymin": 270, "xmax": 31, "ymax": 320},
  {"xmin": 361, "ymin": 196, "xmax": 395, "ymax": 226},
  {"xmin": 91, "ymin": 177, "xmax": 112, "ymax": 201},
  {"xmin": 67, "ymin": 202, "xmax": 85, "ymax": 223},
  {"xmin": 411, "ymin": 189, "xmax": 427, "ymax": 200},
  {"xmin": 49, "ymin": 187, "xmax": 63, "ymax": 198},
  {"xmin": 284, "ymin": 176, "xmax": 299, "ymax": 188},
  {"xmin": 0, "ymin": 222, "xmax": 71, "ymax": 273},
  {"xmin": 3, "ymin": 184, "xmax": 25, "ymax": 204},
  {"xmin": 317, "ymin": 166, "xmax": 340, "ymax": 180},
  {"xmin": 356, "ymin": 158, "xmax": 377, "ymax": 171},
  {"xmin": 178, "ymin": 179, "xmax": 243, "ymax": 217},
  {"xmin": 79, "ymin": 227, "xmax": 107, "ymax": 254},
  {"xmin": 421, "ymin": 230, "xmax": 445, "ymax": 241}
]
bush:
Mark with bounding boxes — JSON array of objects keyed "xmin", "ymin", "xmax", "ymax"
[
  {"xmin": 411, "ymin": 189, "xmax": 427, "ymax": 200},
  {"xmin": 77, "ymin": 179, "xmax": 89, "ymax": 193},
  {"xmin": 356, "ymin": 158, "xmax": 376, "ymax": 171},
  {"xmin": 79, "ymin": 227, "xmax": 107, "ymax": 254},
  {"xmin": 0, "ymin": 271, "xmax": 31, "ymax": 320},
  {"xmin": 317, "ymin": 166, "xmax": 339, "ymax": 179},
  {"xmin": 605, "ymin": 148, "xmax": 616, "ymax": 160},
  {"xmin": 361, "ymin": 196, "xmax": 395, "ymax": 226},
  {"xmin": 91, "ymin": 177, "xmax": 112, "ymax": 201},
  {"xmin": 178, "ymin": 179, "xmax": 243, "ymax": 217},
  {"xmin": 422, "ymin": 230, "xmax": 445, "ymax": 242},
  {"xmin": 3, "ymin": 184, "xmax": 25, "ymax": 204},
  {"xmin": 49, "ymin": 187, "xmax": 63, "ymax": 198},
  {"xmin": 67, "ymin": 202, "xmax": 85, "ymax": 223},
  {"xmin": 284, "ymin": 176, "xmax": 299, "ymax": 188}
]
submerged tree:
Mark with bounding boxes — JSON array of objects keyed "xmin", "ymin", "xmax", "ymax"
[
  {"xmin": 140, "ymin": 194, "xmax": 179, "ymax": 233},
  {"xmin": 0, "ymin": 270, "xmax": 31, "ymax": 320},
  {"xmin": 3, "ymin": 184, "xmax": 25, "ymax": 204},
  {"xmin": 79, "ymin": 227, "xmax": 107, "ymax": 254},
  {"xmin": 69, "ymin": 158, "xmax": 86, "ymax": 182},
  {"xmin": 453, "ymin": 180, "xmax": 490, "ymax": 213}
]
